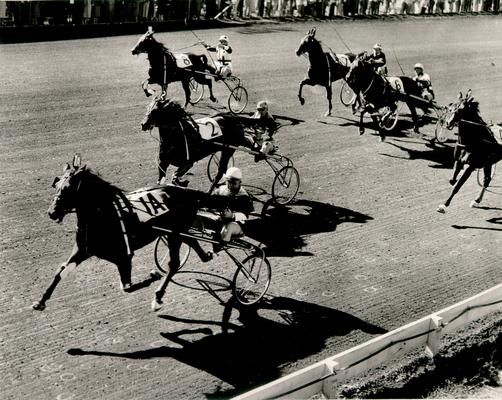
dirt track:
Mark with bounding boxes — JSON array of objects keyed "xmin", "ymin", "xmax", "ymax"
[{"xmin": 1, "ymin": 16, "xmax": 502, "ymax": 400}]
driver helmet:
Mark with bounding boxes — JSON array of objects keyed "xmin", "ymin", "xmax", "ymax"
[
  {"xmin": 224, "ymin": 167, "xmax": 242, "ymax": 181},
  {"xmin": 414, "ymin": 63, "xmax": 424, "ymax": 70},
  {"xmin": 219, "ymin": 35, "xmax": 229, "ymax": 45},
  {"xmin": 256, "ymin": 100, "xmax": 269, "ymax": 112},
  {"xmin": 373, "ymin": 43, "xmax": 382, "ymax": 50}
]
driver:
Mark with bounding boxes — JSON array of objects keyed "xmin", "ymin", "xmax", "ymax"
[
  {"xmin": 413, "ymin": 63, "xmax": 434, "ymax": 102},
  {"xmin": 211, "ymin": 167, "xmax": 253, "ymax": 251},
  {"xmin": 366, "ymin": 43, "xmax": 388, "ymax": 76},
  {"xmin": 245, "ymin": 101, "xmax": 278, "ymax": 161},
  {"xmin": 203, "ymin": 35, "xmax": 233, "ymax": 80}
]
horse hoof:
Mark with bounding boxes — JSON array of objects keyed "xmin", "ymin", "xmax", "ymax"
[
  {"xmin": 150, "ymin": 270, "xmax": 163, "ymax": 279},
  {"xmin": 324, "ymin": 111, "xmax": 332, "ymax": 117},
  {"xmin": 359, "ymin": 130, "xmax": 365, "ymax": 136},
  {"xmin": 437, "ymin": 205, "xmax": 446, "ymax": 213},
  {"xmin": 299, "ymin": 98, "xmax": 305, "ymax": 106},
  {"xmin": 32, "ymin": 301, "xmax": 45, "ymax": 311},
  {"xmin": 449, "ymin": 179, "xmax": 456, "ymax": 186},
  {"xmin": 151, "ymin": 298, "xmax": 163, "ymax": 312},
  {"xmin": 470, "ymin": 200, "xmax": 480, "ymax": 208},
  {"xmin": 121, "ymin": 283, "xmax": 132, "ymax": 292},
  {"xmin": 210, "ymin": 96, "xmax": 217, "ymax": 103},
  {"xmin": 379, "ymin": 135, "xmax": 386, "ymax": 143}
]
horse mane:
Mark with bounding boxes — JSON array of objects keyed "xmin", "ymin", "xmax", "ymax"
[
  {"xmin": 463, "ymin": 101, "xmax": 486, "ymax": 124},
  {"xmin": 163, "ymin": 100, "xmax": 199, "ymax": 132},
  {"xmin": 79, "ymin": 168, "xmax": 123, "ymax": 200}
]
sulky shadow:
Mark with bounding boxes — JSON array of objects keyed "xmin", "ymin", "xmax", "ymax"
[
  {"xmin": 451, "ymin": 224, "xmax": 502, "ymax": 232},
  {"xmin": 245, "ymin": 198, "xmax": 373, "ymax": 257},
  {"xmin": 67, "ymin": 295, "xmax": 387, "ymax": 398}
]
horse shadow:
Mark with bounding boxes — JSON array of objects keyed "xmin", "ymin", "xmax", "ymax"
[
  {"xmin": 380, "ymin": 139, "xmax": 454, "ymax": 169},
  {"xmin": 245, "ymin": 198, "xmax": 373, "ymax": 257},
  {"xmin": 67, "ymin": 295, "xmax": 387, "ymax": 398}
]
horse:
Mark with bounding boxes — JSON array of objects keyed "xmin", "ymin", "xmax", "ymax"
[
  {"xmin": 131, "ymin": 27, "xmax": 217, "ymax": 107},
  {"xmin": 437, "ymin": 91, "xmax": 502, "ymax": 213},
  {"xmin": 345, "ymin": 52, "xmax": 428, "ymax": 139},
  {"xmin": 295, "ymin": 27, "xmax": 356, "ymax": 117},
  {"xmin": 141, "ymin": 97, "xmax": 248, "ymax": 192},
  {"xmin": 32, "ymin": 155, "xmax": 228, "ymax": 312}
]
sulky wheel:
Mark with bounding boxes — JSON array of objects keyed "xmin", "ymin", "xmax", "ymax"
[
  {"xmin": 189, "ymin": 77, "xmax": 204, "ymax": 105},
  {"xmin": 154, "ymin": 236, "xmax": 191, "ymax": 275},
  {"xmin": 340, "ymin": 81, "xmax": 356, "ymax": 107},
  {"xmin": 380, "ymin": 103, "xmax": 402, "ymax": 132},
  {"xmin": 272, "ymin": 166, "xmax": 300, "ymax": 205},
  {"xmin": 233, "ymin": 254, "xmax": 271, "ymax": 305},
  {"xmin": 207, "ymin": 152, "xmax": 235, "ymax": 183},
  {"xmin": 228, "ymin": 85, "xmax": 248, "ymax": 114},
  {"xmin": 434, "ymin": 114, "xmax": 451, "ymax": 143}
]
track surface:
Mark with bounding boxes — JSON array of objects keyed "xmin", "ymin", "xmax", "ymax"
[{"xmin": 1, "ymin": 16, "xmax": 502, "ymax": 400}]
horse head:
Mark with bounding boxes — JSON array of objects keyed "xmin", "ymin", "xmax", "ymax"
[
  {"xmin": 141, "ymin": 97, "xmax": 185, "ymax": 131},
  {"xmin": 346, "ymin": 52, "xmax": 374, "ymax": 87},
  {"xmin": 131, "ymin": 26, "xmax": 158, "ymax": 55},
  {"xmin": 48, "ymin": 154, "xmax": 87, "ymax": 223},
  {"xmin": 445, "ymin": 89, "xmax": 477, "ymax": 130},
  {"xmin": 296, "ymin": 27, "xmax": 320, "ymax": 57}
]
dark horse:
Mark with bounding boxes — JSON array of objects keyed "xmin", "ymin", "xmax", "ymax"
[
  {"xmin": 131, "ymin": 27, "xmax": 216, "ymax": 107},
  {"xmin": 295, "ymin": 27, "xmax": 355, "ymax": 116},
  {"xmin": 32, "ymin": 155, "xmax": 228, "ymax": 311},
  {"xmin": 345, "ymin": 52, "xmax": 428, "ymax": 139},
  {"xmin": 141, "ymin": 97, "xmax": 247, "ymax": 192},
  {"xmin": 437, "ymin": 91, "xmax": 502, "ymax": 213}
]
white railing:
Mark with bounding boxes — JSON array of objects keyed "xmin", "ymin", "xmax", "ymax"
[{"xmin": 234, "ymin": 282, "xmax": 502, "ymax": 400}]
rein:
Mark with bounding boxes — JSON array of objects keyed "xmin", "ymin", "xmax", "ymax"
[
  {"xmin": 325, "ymin": 53, "xmax": 332, "ymax": 87},
  {"xmin": 361, "ymin": 73, "xmax": 376, "ymax": 96}
]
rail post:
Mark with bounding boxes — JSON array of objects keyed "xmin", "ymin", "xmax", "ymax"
[{"xmin": 425, "ymin": 315, "xmax": 443, "ymax": 358}]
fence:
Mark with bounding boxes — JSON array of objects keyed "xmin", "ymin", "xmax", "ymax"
[
  {"xmin": 233, "ymin": 282, "xmax": 502, "ymax": 400},
  {"xmin": 0, "ymin": 0, "xmax": 500, "ymax": 28}
]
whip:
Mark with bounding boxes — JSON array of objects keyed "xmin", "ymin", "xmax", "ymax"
[{"xmin": 392, "ymin": 46, "xmax": 405, "ymax": 75}]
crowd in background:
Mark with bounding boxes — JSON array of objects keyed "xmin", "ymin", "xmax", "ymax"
[{"xmin": 0, "ymin": 0, "xmax": 499, "ymax": 27}]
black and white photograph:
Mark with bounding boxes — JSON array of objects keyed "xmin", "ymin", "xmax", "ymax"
[{"xmin": 1, "ymin": 0, "xmax": 501, "ymax": 398}]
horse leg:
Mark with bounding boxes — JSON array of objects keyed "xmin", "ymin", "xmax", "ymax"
[
  {"xmin": 450, "ymin": 160, "xmax": 465, "ymax": 185},
  {"xmin": 183, "ymin": 237, "xmax": 213, "ymax": 262},
  {"xmin": 157, "ymin": 154, "xmax": 169, "ymax": 185},
  {"xmin": 325, "ymin": 85, "xmax": 333, "ymax": 117},
  {"xmin": 202, "ymin": 76, "xmax": 217, "ymax": 103},
  {"xmin": 208, "ymin": 151, "xmax": 233, "ymax": 193},
  {"xmin": 116, "ymin": 256, "xmax": 133, "ymax": 292},
  {"xmin": 450, "ymin": 144, "xmax": 465, "ymax": 185},
  {"xmin": 32, "ymin": 244, "xmax": 88, "ymax": 311},
  {"xmin": 181, "ymin": 79, "xmax": 191, "ymax": 109},
  {"xmin": 359, "ymin": 110, "xmax": 365, "ymax": 135},
  {"xmin": 408, "ymin": 102, "xmax": 420, "ymax": 134},
  {"xmin": 298, "ymin": 79, "xmax": 312, "ymax": 106},
  {"xmin": 172, "ymin": 162, "xmax": 193, "ymax": 187},
  {"xmin": 152, "ymin": 235, "xmax": 181, "ymax": 311},
  {"xmin": 372, "ymin": 114, "xmax": 386, "ymax": 142},
  {"xmin": 471, "ymin": 164, "xmax": 492, "ymax": 207},
  {"xmin": 142, "ymin": 78, "xmax": 156, "ymax": 97},
  {"xmin": 437, "ymin": 165, "xmax": 475, "ymax": 213}
]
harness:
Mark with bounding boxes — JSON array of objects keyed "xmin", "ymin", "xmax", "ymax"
[
  {"xmin": 361, "ymin": 74, "xmax": 376, "ymax": 96},
  {"xmin": 113, "ymin": 193, "xmax": 133, "ymax": 256}
]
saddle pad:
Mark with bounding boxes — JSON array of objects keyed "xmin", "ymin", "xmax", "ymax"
[
  {"xmin": 196, "ymin": 117, "xmax": 223, "ymax": 141},
  {"xmin": 386, "ymin": 77, "xmax": 406, "ymax": 94},
  {"xmin": 126, "ymin": 187, "xmax": 171, "ymax": 223},
  {"xmin": 489, "ymin": 124, "xmax": 502, "ymax": 145},
  {"xmin": 174, "ymin": 53, "xmax": 193, "ymax": 69}
]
